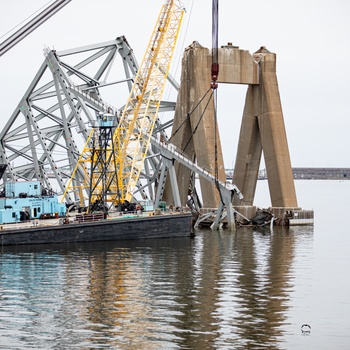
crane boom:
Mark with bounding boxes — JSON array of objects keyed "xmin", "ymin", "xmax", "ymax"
[{"xmin": 113, "ymin": 0, "xmax": 184, "ymax": 204}]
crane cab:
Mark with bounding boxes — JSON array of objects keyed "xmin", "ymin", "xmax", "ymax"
[{"xmin": 97, "ymin": 112, "xmax": 117, "ymax": 128}]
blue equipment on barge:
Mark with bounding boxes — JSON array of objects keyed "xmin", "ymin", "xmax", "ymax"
[{"xmin": 0, "ymin": 181, "xmax": 66, "ymax": 224}]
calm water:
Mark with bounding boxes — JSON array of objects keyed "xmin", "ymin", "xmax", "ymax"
[{"xmin": 0, "ymin": 180, "xmax": 349, "ymax": 349}]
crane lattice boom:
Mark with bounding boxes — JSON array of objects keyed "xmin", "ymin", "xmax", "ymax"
[
  {"xmin": 113, "ymin": 0, "xmax": 184, "ymax": 203},
  {"xmin": 62, "ymin": 0, "xmax": 184, "ymax": 210}
]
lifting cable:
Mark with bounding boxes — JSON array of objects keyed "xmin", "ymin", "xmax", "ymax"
[
  {"xmin": 170, "ymin": 0, "xmax": 220, "ymax": 155},
  {"xmin": 166, "ymin": 0, "xmax": 225, "ymax": 209},
  {"xmin": 182, "ymin": 91, "xmax": 213, "ymax": 153},
  {"xmin": 213, "ymin": 87, "xmax": 224, "ymax": 206},
  {"xmin": 211, "ymin": 0, "xmax": 225, "ymax": 207},
  {"xmin": 169, "ymin": 87, "xmax": 212, "ymax": 143}
]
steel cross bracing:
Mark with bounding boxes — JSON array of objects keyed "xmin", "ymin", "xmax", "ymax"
[{"xmin": 0, "ymin": 36, "xmax": 177, "ymax": 205}]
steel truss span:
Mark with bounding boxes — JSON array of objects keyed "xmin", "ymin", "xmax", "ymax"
[{"xmin": 0, "ymin": 37, "xmax": 177, "ymax": 205}]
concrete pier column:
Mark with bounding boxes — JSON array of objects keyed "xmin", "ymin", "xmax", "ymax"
[
  {"xmin": 165, "ymin": 42, "xmax": 226, "ymax": 208},
  {"xmin": 166, "ymin": 42, "xmax": 298, "ymax": 211},
  {"xmin": 233, "ymin": 47, "xmax": 298, "ymax": 208}
]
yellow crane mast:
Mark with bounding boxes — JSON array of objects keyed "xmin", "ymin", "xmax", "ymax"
[
  {"xmin": 62, "ymin": 0, "xmax": 184, "ymax": 210},
  {"xmin": 113, "ymin": 0, "xmax": 184, "ymax": 205}
]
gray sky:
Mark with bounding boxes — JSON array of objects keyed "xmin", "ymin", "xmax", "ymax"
[{"xmin": 0, "ymin": 0, "xmax": 349, "ymax": 168}]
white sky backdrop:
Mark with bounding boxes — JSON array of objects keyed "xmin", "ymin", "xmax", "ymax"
[{"xmin": 0, "ymin": 0, "xmax": 349, "ymax": 169}]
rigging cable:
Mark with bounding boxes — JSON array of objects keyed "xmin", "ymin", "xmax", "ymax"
[
  {"xmin": 211, "ymin": 0, "xmax": 225, "ymax": 206},
  {"xmin": 213, "ymin": 86, "xmax": 224, "ymax": 206},
  {"xmin": 211, "ymin": 0, "xmax": 219, "ymax": 90},
  {"xmin": 182, "ymin": 91, "xmax": 213, "ymax": 153},
  {"xmin": 169, "ymin": 87, "xmax": 212, "ymax": 142}
]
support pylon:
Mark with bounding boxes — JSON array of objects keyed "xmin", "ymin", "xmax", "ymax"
[
  {"xmin": 167, "ymin": 43, "xmax": 298, "ymax": 211},
  {"xmin": 233, "ymin": 47, "xmax": 298, "ymax": 208}
]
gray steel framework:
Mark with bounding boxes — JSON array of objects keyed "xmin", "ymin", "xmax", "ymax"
[
  {"xmin": 0, "ymin": 36, "xmax": 243, "ymax": 229},
  {"xmin": 0, "ymin": 36, "xmax": 176, "ymax": 205}
]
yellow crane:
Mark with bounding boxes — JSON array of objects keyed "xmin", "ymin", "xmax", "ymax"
[
  {"xmin": 112, "ymin": 0, "xmax": 184, "ymax": 205},
  {"xmin": 63, "ymin": 0, "xmax": 184, "ymax": 210}
]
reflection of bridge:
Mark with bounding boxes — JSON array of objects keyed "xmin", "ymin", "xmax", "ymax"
[
  {"xmin": 75, "ymin": 225, "xmax": 306, "ymax": 348},
  {"xmin": 225, "ymin": 169, "xmax": 266, "ymax": 181}
]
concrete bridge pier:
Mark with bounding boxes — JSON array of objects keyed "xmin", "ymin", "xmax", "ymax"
[
  {"xmin": 233, "ymin": 46, "xmax": 298, "ymax": 209},
  {"xmin": 165, "ymin": 42, "xmax": 305, "ymax": 226}
]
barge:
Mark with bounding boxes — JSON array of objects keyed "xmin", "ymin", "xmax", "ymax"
[
  {"xmin": 0, "ymin": 211, "xmax": 194, "ymax": 246},
  {"xmin": 0, "ymin": 180, "xmax": 193, "ymax": 246}
]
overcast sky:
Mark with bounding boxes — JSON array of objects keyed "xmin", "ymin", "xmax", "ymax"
[{"xmin": 0, "ymin": 0, "xmax": 349, "ymax": 169}]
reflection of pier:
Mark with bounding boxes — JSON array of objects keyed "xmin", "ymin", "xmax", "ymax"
[{"xmin": 1, "ymin": 225, "xmax": 313, "ymax": 348}]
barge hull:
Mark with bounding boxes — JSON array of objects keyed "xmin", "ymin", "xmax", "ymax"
[{"xmin": 0, "ymin": 213, "xmax": 193, "ymax": 246}]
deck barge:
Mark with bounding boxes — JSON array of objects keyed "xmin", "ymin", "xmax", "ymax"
[{"xmin": 0, "ymin": 211, "xmax": 194, "ymax": 246}]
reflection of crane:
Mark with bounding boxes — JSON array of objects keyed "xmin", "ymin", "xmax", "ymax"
[
  {"xmin": 112, "ymin": 0, "xmax": 184, "ymax": 206},
  {"xmin": 0, "ymin": 0, "xmax": 71, "ymax": 57}
]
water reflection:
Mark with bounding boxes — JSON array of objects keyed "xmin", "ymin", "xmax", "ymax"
[
  {"xmin": 230, "ymin": 228, "xmax": 295, "ymax": 348},
  {"xmin": 0, "ymin": 226, "xmax": 313, "ymax": 349}
]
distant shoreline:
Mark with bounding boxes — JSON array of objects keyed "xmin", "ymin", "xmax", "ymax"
[{"xmin": 226, "ymin": 168, "xmax": 350, "ymax": 180}]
